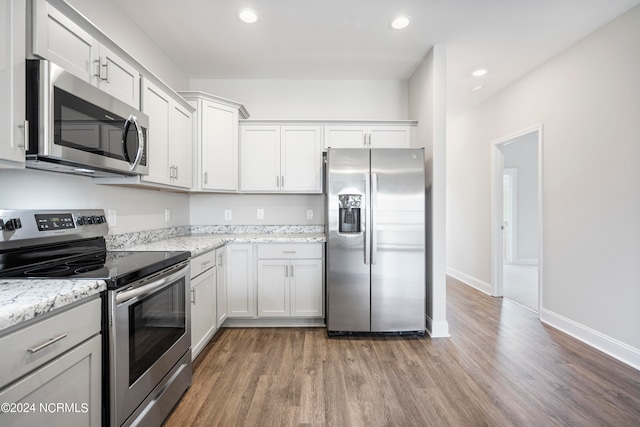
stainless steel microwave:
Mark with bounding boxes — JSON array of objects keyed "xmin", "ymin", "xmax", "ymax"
[{"xmin": 26, "ymin": 60, "xmax": 149, "ymax": 177}]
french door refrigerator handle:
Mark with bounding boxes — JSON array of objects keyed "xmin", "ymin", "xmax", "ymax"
[
  {"xmin": 371, "ymin": 173, "xmax": 378, "ymax": 265},
  {"xmin": 364, "ymin": 173, "xmax": 371, "ymax": 265}
]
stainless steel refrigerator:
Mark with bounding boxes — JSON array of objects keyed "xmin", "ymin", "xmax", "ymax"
[{"xmin": 326, "ymin": 148, "xmax": 426, "ymax": 335}]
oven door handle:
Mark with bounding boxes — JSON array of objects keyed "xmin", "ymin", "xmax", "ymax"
[{"xmin": 116, "ymin": 263, "xmax": 189, "ymax": 305}]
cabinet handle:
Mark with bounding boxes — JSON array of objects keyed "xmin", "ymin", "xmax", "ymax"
[
  {"xmin": 204, "ymin": 172, "xmax": 208, "ymax": 184},
  {"xmin": 28, "ymin": 334, "xmax": 68, "ymax": 353},
  {"xmin": 285, "ymin": 264, "xmax": 288, "ymax": 277},
  {"xmin": 201, "ymin": 260, "xmax": 212, "ymax": 269},
  {"xmin": 290, "ymin": 265, "xmax": 294, "ymax": 277},
  {"xmin": 276, "ymin": 176, "xmax": 280, "ymax": 188},
  {"xmin": 174, "ymin": 165, "xmax": 178, "ymax": 179},
  {"xmin": 283, "ymin": 251, "xmax": 296, "ymax": 254},
  {"xmin": 18, "ymin": 120, "xmax": 28, "ymax": 148},
  {"xmin": 218, "ymin": 254, "xmax": 222, "ymax": 266},
  {"xmin": 191, "ymin": 288, "xmax": 196, "ymax": 305},
  {"xmin": 103, "ymin": 61, "xmax": 110, "ymax": 83},
  {"xmin": 93, "ymin": 59, "xmax": 102, "ymax": 79},
  {"xmin": 281, "ymin": 175, "xmax": 285, "ymax": 188}
]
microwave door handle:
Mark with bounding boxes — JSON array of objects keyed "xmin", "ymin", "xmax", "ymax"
[
  {"xmin": 123, "ymin": 114, "xmax": 144, "ymax": 171},
  {"xmin": 130, "ymin": 115, "xmax": 145, "ymax": 171}
]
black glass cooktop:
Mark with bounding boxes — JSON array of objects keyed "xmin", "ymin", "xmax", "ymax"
[{"xmin": 0, "ymin": 238, "xmax": 190, "ymax": 290}]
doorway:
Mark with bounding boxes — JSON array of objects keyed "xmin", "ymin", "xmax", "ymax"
[{"xmin": 491, "ymin": 125, "xmax": 543, "ymax": 313}]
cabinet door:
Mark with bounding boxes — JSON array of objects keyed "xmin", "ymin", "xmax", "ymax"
[
  {"xmin": 170, "ymin": 103, "xmax": 193, "ymax": 189},
  {"xmin": 141, "ymin": 80, "xmax": 171, "ymax": 185},
  {"xmin": 201, "ymin": 101, "xmax": 239, "ymax": 191},
  {"xmin": 257, "ymin": 260, "xmax": 290, "ymax": 317},
  {"xmin": 226, "ymin": 245, "xmax": 255, "ymax": 318},
  {"xmin": 324, "ymin": 126, "xmax": 367, "ymax": 149},
  {"xmin": 0, "ymin": 335, "xmax": 102, "ymax": 427},
  {"xmin": 216, "ymin": 248, "xmax": 228, "ymax": 327},
  {"xmin": 240, "ymin": 126, "xmax": 280, "ymax": 192},
  {"xmin": 0, "ymin": 0, "xmax": 26, "ymax": 168},
  {"xmin": 368, "ymin": 126, "xmax": 411, "ymax": 148},
  {"xmin": 281, "ymin": 126, "xmax": 322, "ymax": 193},
  {"xmin": 191, "ymin": 269, "xmax": 216, "ymax": 360},
  {"xmin": 291, "ymin": 259, "xmax": 324, "ymax": 317},
  {"xmin": 97, "ymin": 45, "xmax": 140, "ymax": 109},
  {"xmin": 32, "ymin": 0, "xmax": 98, "ymax": 83}
]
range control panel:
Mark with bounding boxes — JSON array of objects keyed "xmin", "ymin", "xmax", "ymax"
[{"xmin": 0, "ymin": 209, "xmax": 109, "ymax": 250}]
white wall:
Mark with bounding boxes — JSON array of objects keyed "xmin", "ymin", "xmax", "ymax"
[
  {"xmin": 501, "ymin": 134, "xmax": 538, "ymax": 263},
  {"xmin": 190, "ymin": 193, "xmax": 324, "ymax": 225},
  {"xmin": 0, "ymin": 169, "xmax": 189, "ymax": 234},
  {"xmin": 447, "ymin": 6, "xmax": 640, "ymax": 366},
  {"xmin": 189, "ymin": 79, "xmax": 408, "ymax": 120},
  {"xmin": 65, "ymin": 0, "xmax": 189, "ymax": 89},
  {"xmin": 408, "ymin": 46, "xmax": 449, "ymax": 338}
]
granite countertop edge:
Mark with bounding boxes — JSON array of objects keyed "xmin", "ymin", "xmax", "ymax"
[
  {"xmin": 123, "ymin": 233, "xmax": 326, "ymax": 256},
  {"xmin": 0, "ymin": 279, "xmax": 106, "ymax": 334}
]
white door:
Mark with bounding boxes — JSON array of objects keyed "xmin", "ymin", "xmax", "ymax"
[
  {"xmin": 281, "ymin": 126, "xmax": 322, "ymax": 193},
  {"xmin": 257, "ymin": 260, "xmax": 290, "ymax": 317},
  {"xmin": 170, "ymin": 103, "xmax": 192, "ymax": 188},
  {"xmin": 141, "ymin": 80, "xmax": 170, "ymax": 185},
  {"xmin": 240, "ymin": 126, "xmax": 280, "ymax": 192},
  {"xmin": 290, "ymin": 259, "xmax": 323, "ymax": 317},
  {"xmin": 202, "ymin": 101, "xmax": 239, "ymax": 191},
  {"xmin": 226, "ymin": 245, "xmax": 255, "ymax": 318}
]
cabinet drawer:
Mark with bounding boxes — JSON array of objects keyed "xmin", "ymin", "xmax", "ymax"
[
  {"xmin": 191, "ymin": 250, "xmax": 216, "ymax": 279},
  {"xmin": 0, "ymin": 297, "xmax": 101, "ymax": 389},
  {"xmin": 257, "ymin": 243, "xmax": 323, "ymax": 259}
]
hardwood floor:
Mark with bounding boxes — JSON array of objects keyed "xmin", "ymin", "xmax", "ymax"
[{"xmin": 164, "ymin": 277, "xmax": 640, "ymax": 426}]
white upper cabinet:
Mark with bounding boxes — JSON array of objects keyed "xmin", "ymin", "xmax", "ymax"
[
  {"xmin": 31, "ymin": 0, "xmax": 140, "ymax": 108},
  {"xmin": 240, "ymin": 124, "xmax": 322, "ymax": 193},
  {"xmin": 324, "ymin": 123, "xmax": 415, "ymax": 149},
  {"xmin": 0, "ymin": 0, "xmax": 26, "ymax": 168},
  {"xmin": 142, "ymin": 79, "xmax": 192, "ymax": 189},
  {"xmin": 180, "ymin": 92, "xmax": 249, "ymax": 193}
]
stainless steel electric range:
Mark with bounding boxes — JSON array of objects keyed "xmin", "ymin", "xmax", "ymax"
[{"xmin": 0, "ymin": 209, "xmax": 192, "ymax": 427}]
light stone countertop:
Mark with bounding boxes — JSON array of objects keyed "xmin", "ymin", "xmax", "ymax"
[
  {"xmin": 124, "ymin": 233, "xmax": 326, "ymax": 257},
  {"xmin": 0, "ymin": 279, "xmax": 105, "ymax": 333}
]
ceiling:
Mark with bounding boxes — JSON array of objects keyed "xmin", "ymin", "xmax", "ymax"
[{"xmin": 113, "ymin": 0, "xmax": 640, "ymax": 119}]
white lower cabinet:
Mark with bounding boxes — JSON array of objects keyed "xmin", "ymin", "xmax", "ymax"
[
  {"xmin": 256, "ymin": 244, "xmax": 324, "ymax": 319},
  {"xmin": 216, "ymin": 247, "xmax": 228, "ymax": 327},
  {"xmin": 0, "ymin": 298, "xmax": 102, "ymax": 427},
  {"xmin": 226, "ymin": 244, "xmax": 255, "ymax": 318},
  {"xmin": 190, "ymin": 251, "xmax": 217, "ymax": 360}
]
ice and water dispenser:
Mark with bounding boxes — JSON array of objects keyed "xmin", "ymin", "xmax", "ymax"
[{"xmin": 338, "ymin": 194, "xmax": 362, "ymax": 233}]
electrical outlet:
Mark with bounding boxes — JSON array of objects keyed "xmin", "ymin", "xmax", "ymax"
[
  {"xmin": 164, "ymin": 208, "xmax": 171, "ymax": 222},
  {"xmin": 307, "ymin": 209, "xmax": 314, "ymax": 220},
  {"xmin": 107, "ymin": 209, "xmax": 117, "ymax": 227},
  {"xmin": 224, "ymin": 210, "xmax": 232, "ymax": 221},
  {"xmin": 257, "ymin": 209, "xmax": 264, "ymax": 220}
]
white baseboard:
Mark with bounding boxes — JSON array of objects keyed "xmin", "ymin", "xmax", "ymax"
[
  {"xmin": 512, "ymin": 258, "xmax": 538, "ymax": 266},
  {"xmin": 540, "ymin": 308, "xmax": 640, "ymax": 371},
  {"xmin": 426, "ymin": 316, "xmax": 451, "ymax": 338},
  {"xmin": 446, "ymin": 266, "xmax": 492, "ymax": 295}
]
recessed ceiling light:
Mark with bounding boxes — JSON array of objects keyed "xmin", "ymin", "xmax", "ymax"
[
  {"xmin": 472, "ymin": 85, "xmax": 484, "ymax": 92},
  {"xmin": 472, "ymin": 68, "xmax": 488, "ymax": 77},
  {"xmin": 391, "ymin": 16, "xmax": 411, "ymax": 30},
  {"xmin": 238, "ymin": 9, "xmax": 258, "ymax": 23}
]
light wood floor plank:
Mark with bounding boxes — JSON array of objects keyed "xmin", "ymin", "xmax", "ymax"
[{"xmin": 164, "ymin": 276, "xmax": 640, "ymax": 426}]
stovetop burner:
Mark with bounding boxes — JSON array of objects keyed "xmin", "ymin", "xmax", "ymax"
[{"xmin": 1, "ymin": 209, "xmax": 190, "ymax": 289}]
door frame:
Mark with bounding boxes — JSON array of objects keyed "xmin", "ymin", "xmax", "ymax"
[
  {"xmin": 490, "ymin": 124, "xmax": 544, "ymax": 314},
  {"xmin": 502, "ymin": 168, "xmax": 518, "ymax": 265}
]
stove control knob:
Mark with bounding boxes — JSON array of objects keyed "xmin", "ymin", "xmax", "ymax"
[
  {"xmin": 86, "ymin": 216, "xmax": 96, "ymax": 224},
  {"xmin": 76, "ymin": 216, "xmax": 85, "ymax": 226},
  {"xmin": 4, "ymin": 218, "xmax": 22, "ymax": 230}
]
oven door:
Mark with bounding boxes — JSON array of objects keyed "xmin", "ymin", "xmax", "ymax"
[{"xmin": 109, "ymin": 261, "xmax": 191, "ymax": 427}]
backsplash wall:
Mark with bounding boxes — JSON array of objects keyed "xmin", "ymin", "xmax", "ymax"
[{"xmin": 0, "ymin": 169, "xmax": 190, "ymax": 234}]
